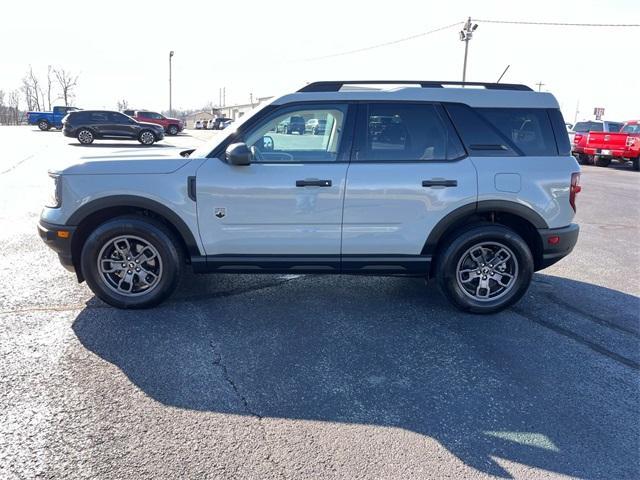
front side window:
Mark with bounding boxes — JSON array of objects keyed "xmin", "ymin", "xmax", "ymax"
[
  {"xmin": 622, "ymin": 123, "xmax": 640, "ymax": 134},
  {"xmin": 243, "ymin": 104, "xmax": 348, "ymax": 163},
  {"xmin": 607, "ymin": 122, "xmax": 623, "ymax": 132},
  {"xmin": 477, "ymin": 108, "xmax": 558, "ymax": 156},
  {"xmin": 110, "ymin": 112, "xmax": 132, "ymax": 124},
  {"xmin": 90, "ymin": 112, "xmax": 109, "ymax": 123}
]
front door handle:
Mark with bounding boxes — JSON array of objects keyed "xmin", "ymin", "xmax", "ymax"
[
  {"xmin": 422, "ymin": 179, "xmax": 458, "ymax": 188},
  {"xmin": 296, "ymin": 179, "xmax": 332, "ymax": 187}
]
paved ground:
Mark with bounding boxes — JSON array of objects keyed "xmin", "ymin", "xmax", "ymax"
[{"xmin": 0, "ymin": 126, "xmax": 638, "ymax": 479}]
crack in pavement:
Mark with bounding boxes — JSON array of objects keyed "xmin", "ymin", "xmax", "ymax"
[
  {"xmin": 512, "ymin": 306, "xmax": 640, "ymax": 370},
  {"xmin": 209, "ymin": 340, "xmax": 287, "ymax": 480}
]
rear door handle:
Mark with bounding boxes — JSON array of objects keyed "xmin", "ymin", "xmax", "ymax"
[
  {"xmin": 296, "ymin": 179, "xmax": 332, "ymax": 187},
  {"xmin": 422, "ymin": 179, "xmax": 458, "ymax": 187}
]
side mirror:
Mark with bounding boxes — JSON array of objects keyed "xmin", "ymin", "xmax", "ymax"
[
  {"xmin": 180, "ymin": 149, "xmax": 194, "ymax": 158},
  {"xmin": 225, "ymin": 142, "xmax": 252, "ymax": 166}
]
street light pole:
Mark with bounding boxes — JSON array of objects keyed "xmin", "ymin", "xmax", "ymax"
[
  {"xmin": 169, "ymin": 51, "xmax": 174, "ymax": 117},
  {"xmin": 459, "ymin": 17, "xmax": 478, "ymax": 83}
]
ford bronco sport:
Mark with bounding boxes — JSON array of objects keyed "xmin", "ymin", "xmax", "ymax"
[{"xmin": 39, "ymin": 80, "xmax": 580, "ymax": 313}]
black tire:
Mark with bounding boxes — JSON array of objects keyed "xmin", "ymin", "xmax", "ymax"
[
  {"xmin": 80, "ymin": 216, "xmax": 184, "ymax": 309},
  {"xmin": 435, "ymin": 224, "xmax": 534, "ymax": 314},
  {"xmin": 577, "ymin": 153, "xmax": 590, "ymax": 165},
  {"xmin": 632, "ymin": 158, "xmax": 639, "ymax": 171},
  {"xmin": 138, "ymin": 130, "xmax": 156, "ymax": 145},
  {"xmin": 595, "ymin": 156, "xmax": 611, "ymax": 167},
  {"xmin": 38, "ymin": 120, "xmax": 50, "ymax": 131},
  {"xmin": 167, "ymin": 125, "xmax": 179, "ymax": 135},
  {"xmin": 77, "ymin": 129, "xmax": 95, "ymax": 145}
]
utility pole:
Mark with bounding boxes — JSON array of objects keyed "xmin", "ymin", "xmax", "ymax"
[
  {"xmin": 223, "ymin": 87, "xmax": 226, "ymax": 107},
  {"xmin": 169, "ymin": 51, "xmax": 174, "ymax": 117},
  {"xmin": 536, "ymin": 81, "xmax": 545, "ymax": 92},
  {"xmin": 574, "ymin": 100, "xmax": 580, "ymax": 123},
  {"xmin": 459, "ymin": 17, "xmax": 478, "ymax": 83},
  {"xmin": 249, "ymin": 92, "xmax": 254, "ymax": 107}
]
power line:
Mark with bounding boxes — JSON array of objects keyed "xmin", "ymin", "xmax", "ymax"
[
  {"xmin": 472, "ymin": 18, "xmax": 640, "ymax": 27},
  {"xmin": 298, "ymin": 21, "xmax": 463, "ymax": 62}
]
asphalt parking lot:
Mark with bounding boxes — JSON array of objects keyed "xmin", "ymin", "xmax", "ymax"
[{"xmin": 0, "ymin": 126, "xmax": 638, "ymax": 479}]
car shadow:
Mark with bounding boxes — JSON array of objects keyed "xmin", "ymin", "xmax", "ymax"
[
  {"xmin": 68, "ymin": 142, "xmax": 174, "ymax": 148},
  {"xmin": 72, "ymin": 273, "xmax": 639, "ymax": 478}
]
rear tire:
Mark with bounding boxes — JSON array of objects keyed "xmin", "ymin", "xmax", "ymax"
[
  {"xmin": 80, "ymin": 216, "xmax": 183, "ymax": 309},
  {"xmin": 435, "ymin": 224, "xmax": 534, "ymax": 314},
  {"xmin": 595, "ymin": 156, "xmax": 611, "ymax": 167},
  {"xmin": 38, "ymin": 120, "xmax": 50, "ymax": 131},
  {"xmin": 632, "ymin": 158, "xmax": 639, "ymax": 171},
  {"xmin": 77, "ymin": 129, "xmax": 94, "ymax": 145}
]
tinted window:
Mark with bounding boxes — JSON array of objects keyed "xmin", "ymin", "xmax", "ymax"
[
  {"xmin": 607, "ymin": 122, "xmax": 623, "ymax": 132},
  {"xmin": 548, "ymin": 109, "xmax": 571, "ymax": 156},
  {"xmin": 89, "ymin": 112, "xmax": 109, "ymax": 123},
  {"xmin": 71, "ymin": 111, "xmax": 88, "ymax": 122},
  {"xmin": 109, "ymin": 112, "xmax": 131, "ymax": 124},
  {"xmin": 478, "ymin": 108, "xmax": 558, "ymax": 156},
  {"xmin": 356, "ymin": 103, "xmax": 465, "ymax": 161},
  {"xmin": 243, "ymin": 104, "xmax": 348, "ymax": 163},
  {"xmin": 445, "ymin": 103, "xmax": 518, "ymax": 156},
  {"xmin": 622, "ymin": 124, "xmax": 640, "ymax": 134}
]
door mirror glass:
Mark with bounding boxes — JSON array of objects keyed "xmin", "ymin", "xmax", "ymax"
[{"xmin": 225, "ymin": 142, "xmax": 252, "ymax": 166}]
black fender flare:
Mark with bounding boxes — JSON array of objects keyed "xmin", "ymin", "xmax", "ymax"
[
  {"xmin": 422, "ymin": 200, "xmax": 548, "ymax": 255},
  {"xmin": 66, "ymin": 195, "xmax": 201, "ymax": 256}
]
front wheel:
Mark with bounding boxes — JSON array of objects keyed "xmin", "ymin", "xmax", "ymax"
[
  {"xmin": 167, "ymin": 125, "xmax": 179, "ymax": 135},
  {"xmin": 38, "ymin": 120, "xmax": 50, "ymax": 131},
  {"xmin": 77, "ymin": 129, "xmax": 94, "ymax": 145},
  {"xmin": 436, "ymin": 224, "xmax": 534, "ymax": 314},
  {"xmin": 138, "ymin": 130, "xmax": 156, "ymax": 145},
  {"xmin": 80, "ymin": 216, "xmax": 183, "ymax": 309}
]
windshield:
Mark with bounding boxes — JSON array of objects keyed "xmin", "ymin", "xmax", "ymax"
[{"xmin": 189, "ymin": 100, "xmax": 274, "ymax": 158}]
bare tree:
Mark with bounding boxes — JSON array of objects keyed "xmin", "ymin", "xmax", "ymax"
[
  {"xmin": 8, "ymin": 89, "xmax": 21, "ymax": 125},
  {"xmin": 0, "ymin": 89, "xmax": 6, "ymax": 125},
  {"xmin": 117, "ymin": 99, "xmax": 129, "ymax": 111},
  {"xmin": 53, "ymin": 68, "xmax": 79, "ymax": 106},
  {"xmin": 46, "ymin": 65, "xmax": 54, "ymax": 110},
  {"xmin": 21, "ymin": 66, "xmax": 42, "ymax": 111}
]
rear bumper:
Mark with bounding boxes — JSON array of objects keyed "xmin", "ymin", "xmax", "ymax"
[
  {"xmin": 536, "ymin": 223, "xmax": 579, "ymax": 270},
  {"xmin": 37, "ymin": 220, "xmax": 77, "ymax": 272}
]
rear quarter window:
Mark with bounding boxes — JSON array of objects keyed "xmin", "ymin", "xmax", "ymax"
[{"xmin": 477, "ymin": 108, "xmax": 558, "ymax": 156}]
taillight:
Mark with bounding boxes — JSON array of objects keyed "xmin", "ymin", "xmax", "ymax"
[
  {"xmin": 627, "ymin": 136, "xmax": 637, "ymax": 148},
  {"xmin": 574, "ymin": 133, "xmax": 583, "ymax": 145},
  {"xmin": 570, "ymin": 172, "xmax": 581, "ymax": 212}
]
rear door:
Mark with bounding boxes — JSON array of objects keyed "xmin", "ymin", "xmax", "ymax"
[
  {"xmin": 196, "ymin": 103, "xmax": 354, "ymax": 264},
  {"xmin": 341, "ymin": 102, "xmax": 477, "ymax": 271}
]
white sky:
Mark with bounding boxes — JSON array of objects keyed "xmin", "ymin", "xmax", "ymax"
[{"xmin": 1, "ymin": 0, "xmax": 638, "ymax": 122}]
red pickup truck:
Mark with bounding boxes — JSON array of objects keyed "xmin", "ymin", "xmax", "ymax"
[
  {"xmin": 584, "ymin": 120, "xmax": 640, "ymax": 170},
  {"xmin": 122, "ymin": 110, "xmax": 184, "ymax": 135}
]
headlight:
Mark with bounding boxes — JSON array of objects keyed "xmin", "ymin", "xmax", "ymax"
[{"xmin": 45, "ymin": 174, "xmax": 61, "ymax": 208}]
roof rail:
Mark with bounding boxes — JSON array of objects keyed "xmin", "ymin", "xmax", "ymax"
[{"xmin": 298, "ymin": 80, "xmax": 533, "ymax": 92}]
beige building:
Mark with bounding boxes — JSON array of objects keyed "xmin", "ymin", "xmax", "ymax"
[
  {"xmin": 184, "ymin": 111, "xmax": 214, "ymax": 129},
  {"xmin": 217, "ymin": 96, "xmax": 273, "ymax": 121}
]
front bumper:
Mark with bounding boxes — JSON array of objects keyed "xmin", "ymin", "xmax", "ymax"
[
  {"xmin": 37, "ymin": 219, "xmax": 77, "ymax": 272},
  {"xmin": 536, "ymin": 223, "xmax": 579, "ymax": 270}
]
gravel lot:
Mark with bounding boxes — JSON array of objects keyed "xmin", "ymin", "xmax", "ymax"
[{"xmin": 0, "ymin": 126, "xmax": 638, "ymax": 479}]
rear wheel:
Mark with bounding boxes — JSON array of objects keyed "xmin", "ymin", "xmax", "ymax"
[
  {"xmin": 632, "ymin": 158, "xmax": 639, "ymax": 171},
  {"xmin": 577, "ymin": 153, "xmax": 590, "ymax": 165},
  {"xmin": 436, "ymin": 224, "xmax": 534, "ymax": 314},
  {"xmin": 77, "ymin": 129, "xmax": 94, "ymax": 145},
  {"xmin": 139, "ymin": 130, "xmax": 156, "ymax": 145},
  {"xmin": 38, "ymin": 120, "xmax": 50, "ymax": 131},
  {"xmin": 80, "ymin": 216, "xmax": 183, "ymax": 309},
  {"xmin": 595, "ymin": 156, "xmax": 611, "ymax": 167}
]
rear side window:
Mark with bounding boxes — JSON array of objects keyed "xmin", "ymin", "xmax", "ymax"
[
  {"xmin": 477, "ymin": 108, "xmax": 558, "ymax": 156},
  {"xmin": 355, "ymin": 103, "xmax": 465, "ymax": 161},
  {"xmin": 89, "ymin": 112, "xmax": 108, "ymax": 123}
]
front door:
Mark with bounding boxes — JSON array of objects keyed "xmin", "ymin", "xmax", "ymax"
[{"xmin": 196, "ymin": 103, "xmax": 354, "ymax": 269}]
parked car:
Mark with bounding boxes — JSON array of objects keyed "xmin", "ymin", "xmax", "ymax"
[
  {"xmin": 209, "ymin": 117, "xmax": 232, "ymax": 130},
  {"xmin": 276, "ymin": 115, "xmax": 305, "ymax": 134},
  {"xmin": 39, "ymin": 80, "xmax": 580, "ymax": 314},
  {"xmin": 122, "ymin": 110, "xmax": 184, "ymax": 135},
  {"xmin": 62, "ymin": 110, "xmax": 165, "ymax": 145},
  {"xmin": 570, "ymin": 120, "xmax": 624, "ymax": 163},
  {"xmin": 583, "ymin": 120, "xmax": 640, "ymax": 169},
  {"xmin": 305, "ymin": 118, "xmax": 327, "ymax": 135},
  {"xmin": 194, "ymin": 120, "xmax": 206, "ymax": 129},
  {"xmin": 27, "ymin": 106, "xmax": 79, "ymax": 131}
]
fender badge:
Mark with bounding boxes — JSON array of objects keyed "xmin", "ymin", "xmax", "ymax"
[{"xmin": 214, "ymin": 208, "xmax": 226, "ymax": 219}]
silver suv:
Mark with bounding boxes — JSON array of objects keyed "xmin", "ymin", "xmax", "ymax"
[{"xmin": 38, "ymin": 80, "xmax": 581, "ymax": 313}]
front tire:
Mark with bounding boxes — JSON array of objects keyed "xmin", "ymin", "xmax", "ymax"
[
  {"xmin": 167, "ymin": 125, "xmax": 179, "ymax": 135},
  {"xmin": 436, "ymin": 224, "xmax": 534, "ymax": 314},
  {"xmin": 80, "ymin": 216, "xmax": 183, "ymax": 309},
  {"xmin": 138, "ymin": 130, "xmax": 156, "ymax": 145},
  {"xmin": 38, "ymin": 120, "xmax": 51, "ymax": 131},
  {"xmin": 77, "ymin": 129, "xmax": 94, "ymax": 144}
]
